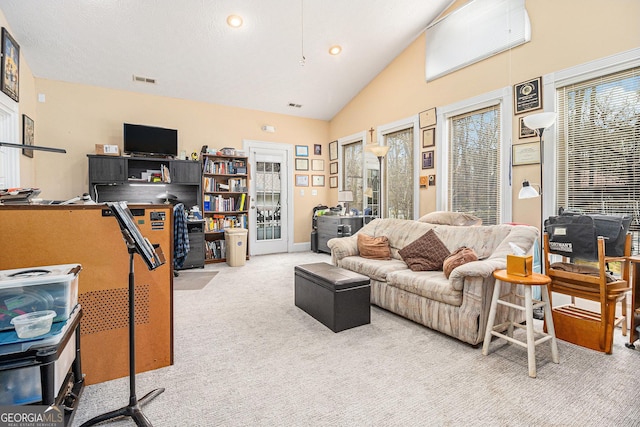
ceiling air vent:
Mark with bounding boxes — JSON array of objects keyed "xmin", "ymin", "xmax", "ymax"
[
  {"xmin": 132, "ymin": 75, "xmax": 157, "ymax": 84},
  {"xmin": 288, "ymin": 103, "xmax": 302, "ymax": 108}
]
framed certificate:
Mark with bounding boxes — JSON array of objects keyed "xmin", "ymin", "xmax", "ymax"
[
  {"xmin": 512, "ymin": 141, "xmax": 540, "ymax": 166},
  {"xmin": 295, "ymin": 158, "xmax": 309, "ymax": 170},
  {"xmin": 329, "ymin": 141, "xmax": 338, "ymax": 160},
  {"xmin": 419, "ymin": 108, "xmax": 436, "ymax": 128}
]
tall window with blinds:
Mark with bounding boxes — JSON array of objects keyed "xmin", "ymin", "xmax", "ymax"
[
  {"xmin": 556, "ymin": 67, "xmax": 640, "ymax": 253},
  {"xmin": 341, "ymin": 140, "xmax": 363, "ymax": 212},
  {"xmin": 448, "ymin": 105, "xmax": 501, "ymax": 225},
  {"xmin": 384, "ymin": 127, "xmax": 414, "ymax": 219}
]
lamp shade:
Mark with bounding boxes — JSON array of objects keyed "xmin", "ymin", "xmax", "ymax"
[
  {"xmin": 523, "ymin": 112, "xmax": 556, "ymax": 131},
  {"xmin": 338, "ymin": 190, "xmax": 354, "ymax": 202},
  {"xmin": 518, "ymin": 180, "xmax": 540, "ymax": 199},
  {"xmin": 363, "ymin": 187, "xmax": 373, "ymax": 198},
  {"xmin": 366, "ymin": 144, "xmax": 390, "ymax": 158}
]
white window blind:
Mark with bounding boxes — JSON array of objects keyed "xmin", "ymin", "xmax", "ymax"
[
  {"xmin": 342, "ymin": 140, "xmax": 363, "ymax": 209},
  {"xmin": 556, "ymin": 66, "xmax": 640, "ymax": 251},
  {"xmin": 384, "ymin": 127, "xmax": 414, "ymax": 219},
  {"xmin": 425, "ymin": 0, "xmax": 530, "ymax": 81},
  {"xmin": 448, "ymin": 105, "xmax": 501, "ymax": 225}
]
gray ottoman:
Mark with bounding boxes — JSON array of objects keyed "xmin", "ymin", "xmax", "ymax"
[{"xmin": 294, "ymin": 262, "xmax": 371, "ymax": 332}]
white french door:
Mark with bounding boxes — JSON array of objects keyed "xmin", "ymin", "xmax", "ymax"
[{"xmin": 245, "ymin": 141, "xmax": 291, "ymax": 255}]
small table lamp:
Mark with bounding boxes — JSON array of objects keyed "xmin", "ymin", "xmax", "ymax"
[{"xmin": 338, "ymin": 190, "xmax": 354, "ymax": 215}]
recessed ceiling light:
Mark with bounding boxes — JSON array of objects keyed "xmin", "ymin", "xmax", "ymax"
[
  {"xmin": 328, "ymin": 45, "xmax": 342, "ymax": 56},
  {"xmin": 226, "ymin": 15, "xmax": 243, "ymax": 28}
]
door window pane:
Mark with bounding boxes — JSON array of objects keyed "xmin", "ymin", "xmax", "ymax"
[{"xmin": 255, "ymin": 161, "xmax": 281, "ymax": 241}]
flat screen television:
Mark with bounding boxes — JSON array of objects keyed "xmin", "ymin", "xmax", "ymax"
[{"xmin": 123, "ymin": 123, "xmax": 178, "ymax": 157}]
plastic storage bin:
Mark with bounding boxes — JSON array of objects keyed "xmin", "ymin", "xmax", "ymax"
[
  {"xmin": 0, "ymin": 264, "xmax": 81, "ymax": 330},
  {"xmin": 225, "ymin": 228, "xmax": 248, "ymax": 267}
]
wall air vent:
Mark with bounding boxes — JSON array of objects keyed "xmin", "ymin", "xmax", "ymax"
[
  {"xmin": 288, "ymin": 103, "xmax": 302, "ymax": 108},
  {"xmin": 425, "ymin": 0, "xmax": 530, "ymax": 81},
  {"xmin": 132, "ymin": 75, "xmax": 157, "ymax": 84}
]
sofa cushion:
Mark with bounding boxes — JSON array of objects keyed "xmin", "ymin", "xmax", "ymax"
[
  {"xmin": 443, "ymin": 246, "xmax": 478, "ymax": 279},
  {"xmin": 340, "ymin": 256, "xmax": 409, "ymax": 283},
  {"xmin": 386, "ymin": 269, "xmax": 463, "ymax": 306},
  {"xmin": 357, "ymin": 234, "xmax": 391, "ymax": 260},
  {"xmin": 399, "ymin": 229, "xmax": 450, "ymax": 271},
  {"xmin": 418, "ymin": 211, "xmax": 482, "ymax": 226}
]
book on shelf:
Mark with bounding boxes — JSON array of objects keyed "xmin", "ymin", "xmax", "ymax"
[
  {"xmin": 205, "ymin": 239, "xmax": 226, "ymax": 259},
  {"xmin": 204, "ymin": 157, "xmax": 247, "ymax": 175},
  {"xmin": 205, "ymin": 213, "xmax": 248, "ymax": 232}
]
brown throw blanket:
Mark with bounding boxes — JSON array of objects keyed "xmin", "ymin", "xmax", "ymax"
[{"xmin": 549, "ymin": 262, "xmax": 617, "ymax": 283}]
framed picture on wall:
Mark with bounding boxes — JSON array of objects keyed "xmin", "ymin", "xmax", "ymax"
[
  {"xmin": 312, "ymin": 175, "xmax": 325, "ymax": 187},
  {"xmin": 329, "ymin": 141, "xmax": 338, "ymax": 160},
  {"xmin": 512, "ymin": 141, "xmax": 540, "ymax": 166},
  {"xmin": 311, "ymin": 159, "xmax": 324, "ymax": 171},
  {"xmin": 514, "ymin": 77, "xmax": 542, "ymax": 114},
  {"xmin": 314, "ymin": 144, "xmax": 322, "ymax": 155},
  {"xmin": 1, "ymin": 27, "xmax": 19, "ymax": 102},
  {"xmin": 419, "ymin": 108, "xmax": 436, "ymax": 128},
  {"xmin": 295, "ymin": 158, "xmax": 309, "ymax": 170},
  {"xmin": 329, "ymin": 176, "xmax": 338, "ymax": 188},
  {"xmin": 422, "ymin": 128, "xmax": 435, "ymax": 148},
  {"xmin": 22, "ymin": 114, "xmax": 34, "ymax": 158},
  {"xmin": 295, "ymin": 174, "xmax": 309, "ymax": 187},
  {"xmin": 422, "ymin": 150, "xmax": 434, "ymax": 169},
  {"xmin": 330, "ymin": 162, "xmax": 338, "ymax": 175},
  {"xmin": 295, "ymin": 145, "xmax": 309, "ymax": 157},
  {"xmin": 519, "ymin": 117, "xmax": 537, "ymax": 139}
]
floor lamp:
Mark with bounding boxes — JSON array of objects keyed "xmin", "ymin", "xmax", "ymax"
[
  {"xmin": 366, "ymin": 145, "xmax": 390, "ymax": 218},
  {"xmin": 519, "ymin": 111, "xmax": 556, "ymax": 223},
  {"xmin": 519, "ymin": 112, "xmax": 556, "ymax": 319}
]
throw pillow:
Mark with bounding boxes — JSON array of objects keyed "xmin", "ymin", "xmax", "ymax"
[
  {"xmin": 357, "ymin": 234, "xmax": 391, "ymax": 260},
  {"xmin": 398, "ymin": 229, "xmax": 450, "ymax": 271},
  {"xmin": 417, "ymin": 211, "xmax": 483, "ymax": 226},
  {"xmin": 443, "ymin": 246, "xmax": 478, "ymax": 279}
]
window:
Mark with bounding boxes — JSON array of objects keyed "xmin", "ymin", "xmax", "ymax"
[
  {"xmin": 448, "ymin": 105, "xmax": 501, "ymax": 225},
  {"xmin": 0, "ymin": 96, "xmax": 19, "ymax": 188},
  {"xmin": 384, "ymin": 127, "xmax": 415, "ymax": 219},
  {"xmin": 341, "ymin": 139, "xmax": 363, "ymax": 212},
  {"xmin": 556, "ymin": 66, "xmax": 640, "ymax": 252}
]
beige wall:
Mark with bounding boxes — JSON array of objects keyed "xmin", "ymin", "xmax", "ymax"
[
  {"xmin": 329, "ymin": 0, "xmax": 640, "ymax": 229},
  {"xmin": 10, "ymin": 0, "xmax": 640, "ymax": 245},
  {"xmin": 0, "ymin": 9, "xmax": 37, "ymax": 186},
  {"xmin": 28, "ymin": 80, "xmax": 329, "ymax": 243}
]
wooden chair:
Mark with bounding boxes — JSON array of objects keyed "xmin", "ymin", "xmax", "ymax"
[{"xmin": 543, "ymin": 233, "xmax": 631, "ymax": 354}]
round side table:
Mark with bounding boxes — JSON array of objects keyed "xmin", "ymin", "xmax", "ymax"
[{"xmin": 481, "ymin": 269, "xmax": 559, "ymax": 378}]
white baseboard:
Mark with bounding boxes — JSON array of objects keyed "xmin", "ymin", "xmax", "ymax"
[{"xmin": 291, "ymin": 242, "xmax": 311, "ymax": 252}]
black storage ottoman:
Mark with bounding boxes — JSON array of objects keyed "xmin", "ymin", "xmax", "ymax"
[{"xmin": 294, "ymin": 262, "xmax": 371, "ymax": 332}]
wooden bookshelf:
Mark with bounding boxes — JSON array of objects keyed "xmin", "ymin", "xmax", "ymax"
[{"xmin": 202, "ymin": 153, "xmax": 250, "ymax": 263}]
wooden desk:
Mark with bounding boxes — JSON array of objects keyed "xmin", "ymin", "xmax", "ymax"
[
  {"xmin": 628, "ymin": 256, "xmax": 640, "ymax": 347},
  {"xmin": 0, "ymin": 205, "xmax": 173, "ymax": 385}
]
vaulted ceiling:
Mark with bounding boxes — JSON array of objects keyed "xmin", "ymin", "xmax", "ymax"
[{"xmin": 0, "ymin": 0, "xmax": 452, "ymax": 120}]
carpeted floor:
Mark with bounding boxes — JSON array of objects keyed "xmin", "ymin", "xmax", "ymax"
[
  {"xmin": 73, "ymin": 252, "xmax": 640, "ymax": 426},
  {"xmin": 174, "ymin": 270, "xmax": 218, "ymax": 291}
]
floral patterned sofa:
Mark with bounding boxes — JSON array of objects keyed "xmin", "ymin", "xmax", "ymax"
[{"xmin": 327, "ymin": 217, "xmax": 539, "ymax": 345}]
